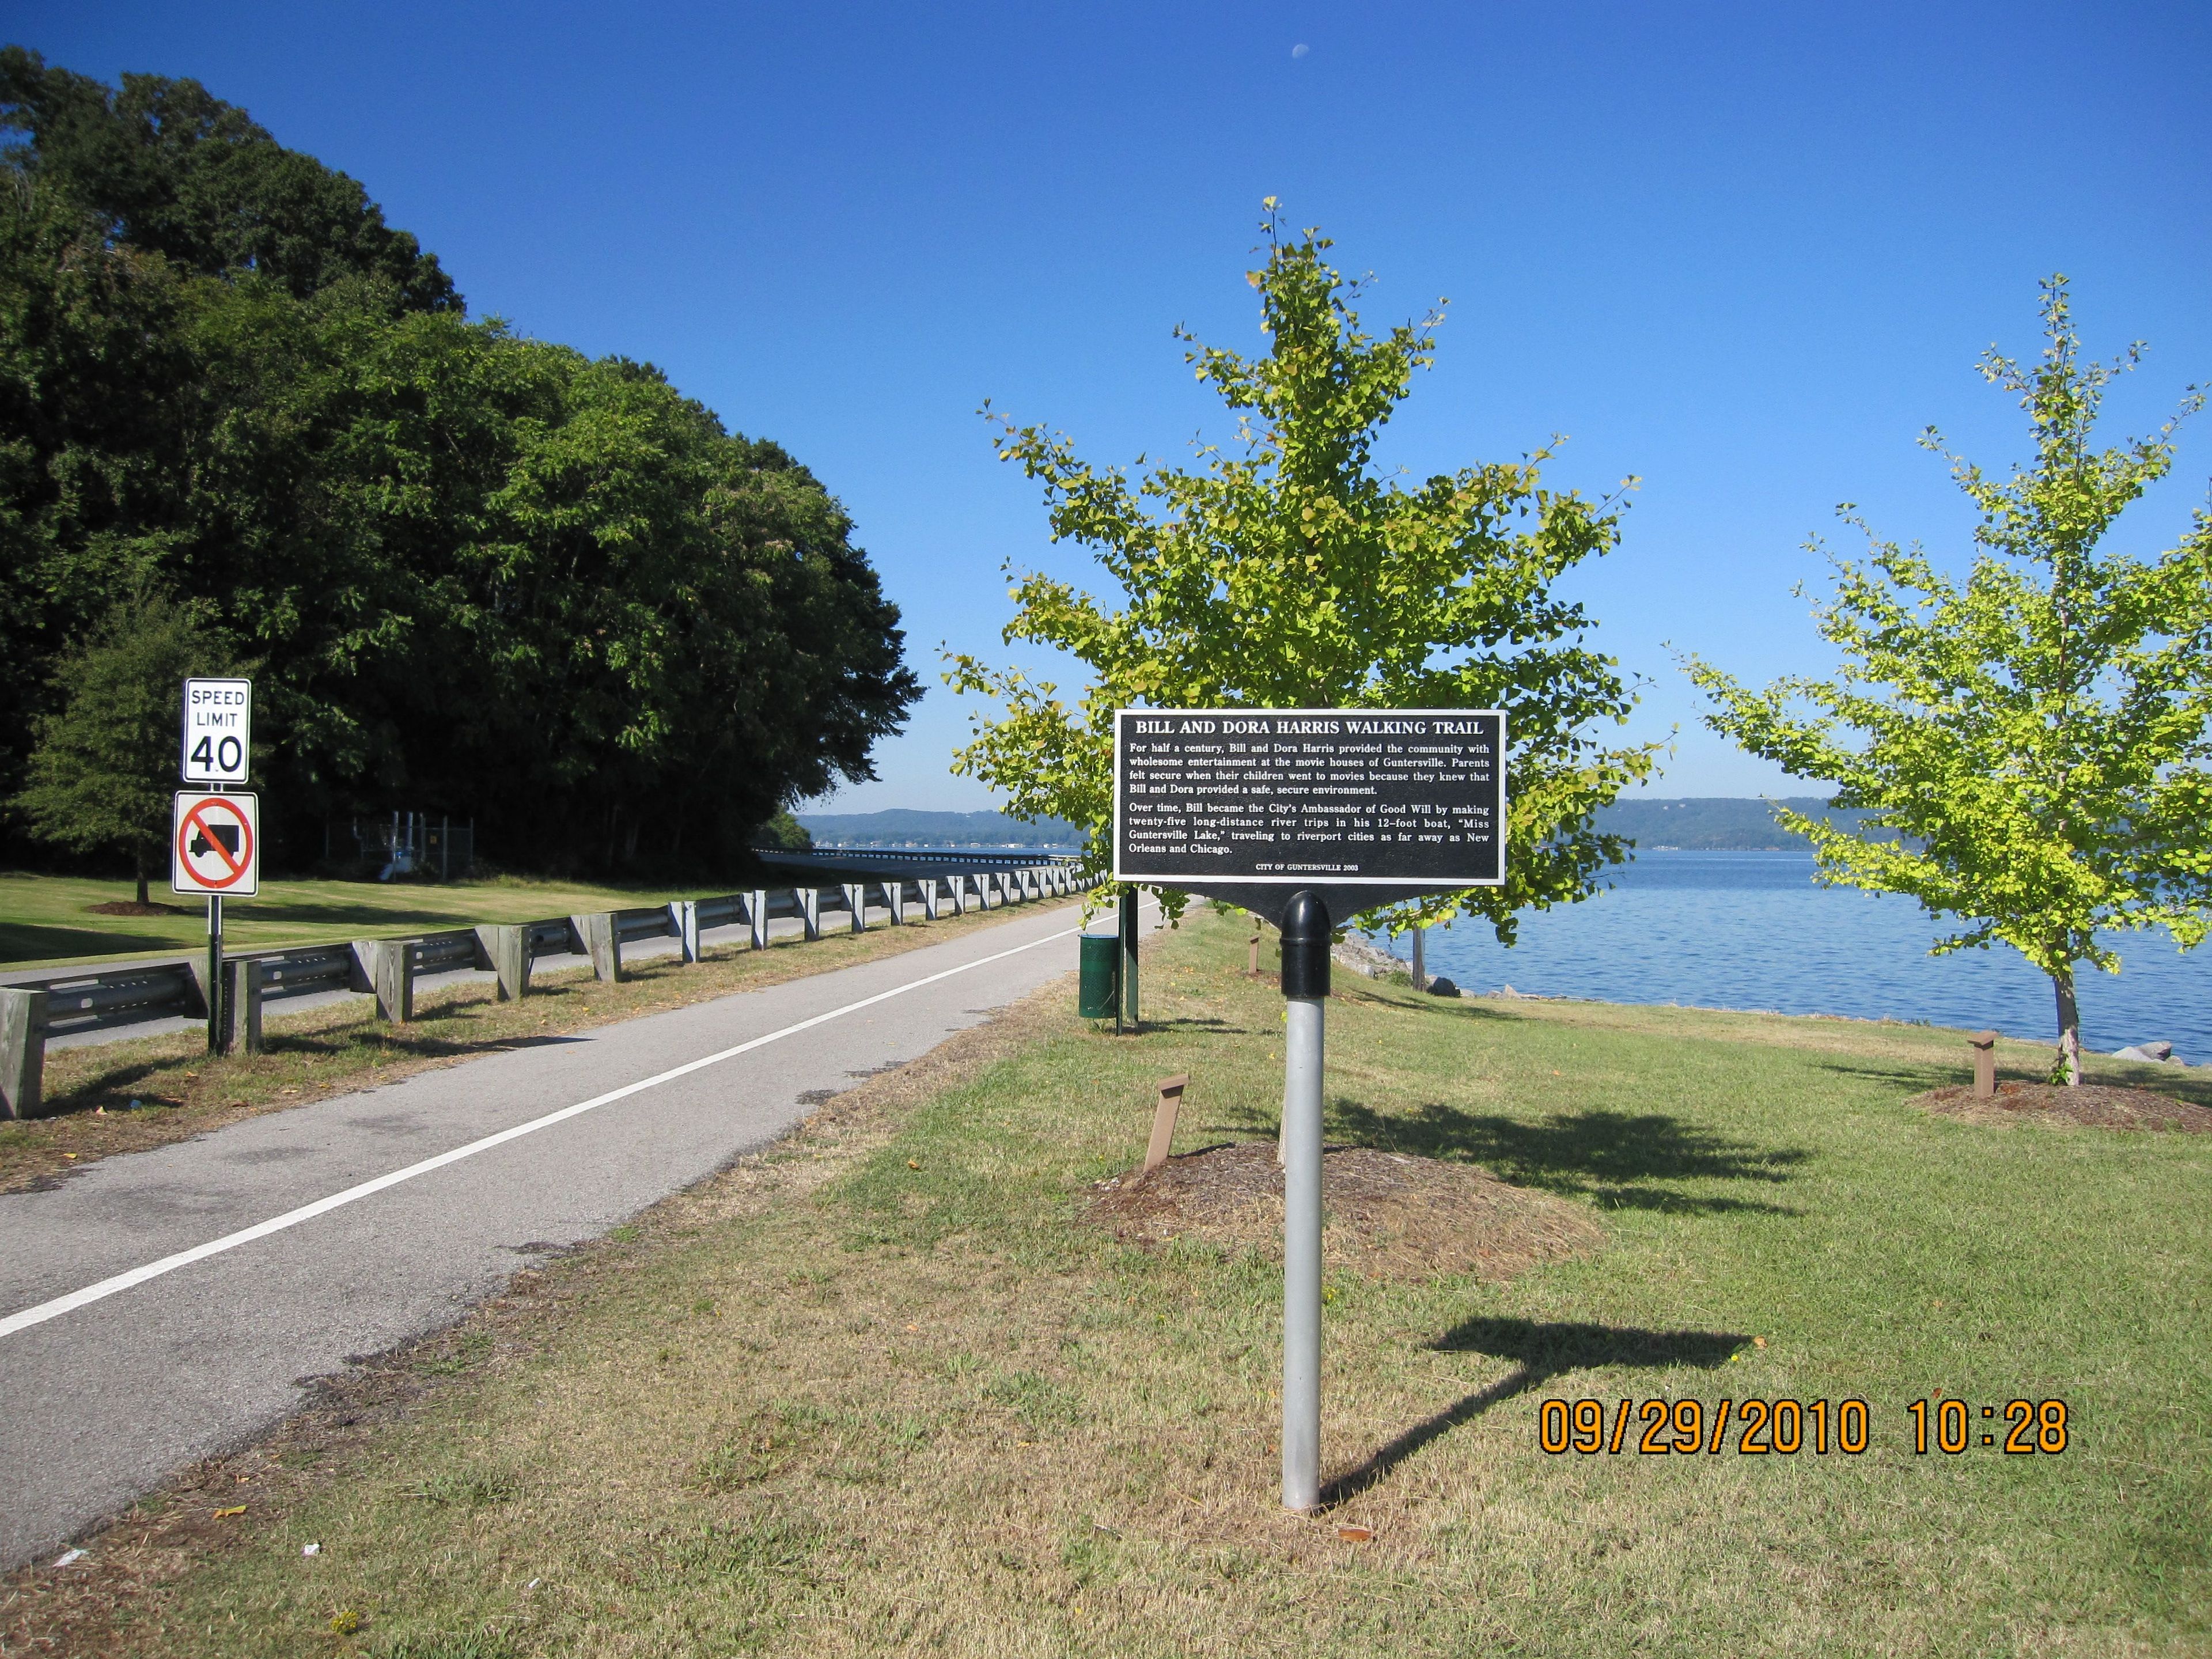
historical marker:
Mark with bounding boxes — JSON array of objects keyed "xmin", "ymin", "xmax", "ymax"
[
  {"xmin": 1113, "ymin": 707, "xmax": 1503, "ymax": 904},
  {"xmin": 181, "ymin": 677, "xmax": 252, "ymax": 785},
  {"xmin": 1109, "ymin": 706, "xmax": 1508, "ymax": 1516}
]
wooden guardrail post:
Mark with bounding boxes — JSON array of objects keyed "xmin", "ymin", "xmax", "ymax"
[
  {"xmin": 1145, "ymin": 1074, "xmax": 1189, "ymax": 1172},
  {"xmin": 571, "ymin": 913, "xmax": 622, "ymax": 983},
  {"xmin": 842, "ymin": 883, "xmax": 868, "ymax": 934},
  {"xmin": 475, "ymin": 925, "xmax": 532, "ymax": 1001},
  {"xmin": 1971, "ymin": 1029, "xmax": 1998, "ymax": 1098},
  {"xmin": 949, "ymin": 874, "xmax": 968, "ymax": 915},
  {"xmin": 922, "ymin": 877, "xmax": 942, "ymax": 921},
  {"xmin": 749, "ymin": 890, "xmax": 770, "ymax": 950},
  {"xmin": 884, "ymin": 879, "xmax": 905, "ymax": 925},
  {"xmin": 223, "ymin": 958, "xmax": 264, "ymax": 1055},
  {"xmin": 799, "ymin": 888, "xmax": 822, "ymax": 941},
  {"xmin": 0, "ymin": 988, "xmax": 48, "ymax": 1120},
  {"xmin": 675, "ymin": 900, "xmax": 702, "ymax": 963},
  {"xmin": 184, "ymin": 955, "xmax": 215, "ymax": 1021},
  {"xmin": 351, "ymin": 940, "xmax": 415, "ymax": 1022}
]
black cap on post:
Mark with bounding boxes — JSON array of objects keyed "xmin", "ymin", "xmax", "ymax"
[{"xmin": 1278, "ymin": 889, "xmax": 1331, "ymax": 1001}]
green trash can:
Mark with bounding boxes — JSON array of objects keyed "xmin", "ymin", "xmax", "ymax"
[{"xmin": 1079, "ymin": 933, "xmax": 1120, "ymax": 1018}]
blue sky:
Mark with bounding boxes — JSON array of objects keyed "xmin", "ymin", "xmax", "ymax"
[{"xmin": 16, "ymin": 2, "xmax": 2210, "ymax": 810}]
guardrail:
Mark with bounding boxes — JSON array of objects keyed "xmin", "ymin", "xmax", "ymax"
[{"xmin": 0, "ymin": 860, "xmax": 1101, "ymax": 1118}]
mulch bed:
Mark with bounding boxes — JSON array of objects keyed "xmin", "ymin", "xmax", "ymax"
[
  {"xmin": 1914, "ymin": 1081, "xmax": 2212, "ymax": 1134},
  {"xmin": 84, "ymin": 900, "xmax": 184, "ymax": 916},
  {"xmin": 1086, "ymin": 1140, "xmax": 1604, "ymax": 1283}
]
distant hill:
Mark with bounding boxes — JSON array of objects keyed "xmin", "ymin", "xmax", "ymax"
[
  {"xmin": 1594, "ymin": 797, "xmax": 1892, "ymax": 850},
  {"xmin": 798, "ymin": 799, "xmax": 1890, "ymax": 853},
  {"xmin": 795, "ymin": 809, "xmax": 1085, "ymax": 848}
]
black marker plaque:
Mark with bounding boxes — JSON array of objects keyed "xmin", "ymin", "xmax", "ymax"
[{"xmin": 1112, "ymin": 707, "xmax": 1505, "ymax": 919}]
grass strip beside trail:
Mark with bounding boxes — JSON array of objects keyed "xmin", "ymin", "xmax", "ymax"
[
  {"xmin": 0, "ymin": 897, "xmax": 1061, "ymax": 1192},
  {"xmin": 2, "ymin": 871, "xmax": 743, "ymax": 969},
  {"xmin": 9, "ymin": 906, "xmax": 2209, "ymax": 1656}
]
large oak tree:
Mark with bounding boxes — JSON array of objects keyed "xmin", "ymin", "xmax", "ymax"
[{"xmin": 1, "ymin": 48, "xmax": 916, "ymax": 876}]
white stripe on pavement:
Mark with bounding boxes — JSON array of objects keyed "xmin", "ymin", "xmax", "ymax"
[{"xmin": 1, "ymin": 915, "xmax": 1100, "ymax": 1342}]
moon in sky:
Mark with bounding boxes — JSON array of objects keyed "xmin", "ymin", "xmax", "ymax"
[{"xmin": 1291, "ymin": 43, "xmax": 1309, "ymax": 58}]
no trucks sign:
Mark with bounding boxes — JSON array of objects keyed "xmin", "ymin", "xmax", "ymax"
[
  {"xmin": 172, "ymin": 791, "xmax": 261, "ymax": 897},
  {"xmin": 1111, "ymin": 707, "xmax": 1505, "ymax": 919}
]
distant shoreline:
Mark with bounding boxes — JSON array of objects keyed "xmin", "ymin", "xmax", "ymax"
[{"xmin": 800, "ymin": 798, "xmax": 1874, "ymax": 854}]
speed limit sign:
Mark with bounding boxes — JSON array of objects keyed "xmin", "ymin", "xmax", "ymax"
[{"xmin": 181, "ymin": 678, "xmax": 251, "ymax": 785}]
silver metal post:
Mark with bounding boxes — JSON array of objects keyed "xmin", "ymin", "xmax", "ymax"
[{"xmin": 1282, "ymin": 991, "xmax": 1325, "ymax": 1511}]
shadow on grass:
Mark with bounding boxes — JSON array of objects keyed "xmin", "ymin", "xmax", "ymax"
[
  {"xmin": 1810, "ymin": 1056, "xmax": 1959, "ymax": 1096},
  {"xmin": 0, "ymin": 922, "xmax": 181, "ymax": 964},
  {"xmin": 1328, "ymin": 1099, "xmax": 1810, "ymax": 1214},
  {"xmin": 220, "ymin": 899, "xmax": 482, "ymax": 929},
  {"xmin": 42, "ymin": 1012, "xmax": 593, "ymax": 1117},
  {"xmin": 1336, "ymin": 984, "xmax": 1515, "ymax": 1021},
  {"xmin": 1128, "ymin": 1015, "xmax": 1245, "ymax": 1036},
  {"xmin": 1819, "ymin": 1049, "xmax": 2212, "ymax": 1108},
  {"xmin": 1321, "ymin": 1316, "xmax": 1750, "ymax": 1505}
]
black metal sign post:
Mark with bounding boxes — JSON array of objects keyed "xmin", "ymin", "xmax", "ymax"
[
  {"xmin": 1110, "ymin": 707, "xmax": 1504, "ymax": 1512},
  {"xmin": 206, "ymin": 828, "xmax": 222, "ymax": 1055}
]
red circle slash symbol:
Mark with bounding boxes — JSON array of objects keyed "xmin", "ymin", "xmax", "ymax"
[{"xmin": 179, "ymin": 798, "xmax": 253, "ymax": 889}]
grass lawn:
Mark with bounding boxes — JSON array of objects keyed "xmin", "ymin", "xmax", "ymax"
[
  {"xmin": 0, "ymin": 872, "xmax": 703, "ymax": 969},
  {"xmin": 12, "ymin": 905, "xmax": 2208, "ymax": 1656}
]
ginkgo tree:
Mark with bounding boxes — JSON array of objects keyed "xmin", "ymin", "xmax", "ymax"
[
  {"xmin": 947, "ymin": 203, "xmax": 1660, "ymax": 937},
  {"xmin": 1687, "ymin": 278, "xmax": 2212, "ymax": 1084}
]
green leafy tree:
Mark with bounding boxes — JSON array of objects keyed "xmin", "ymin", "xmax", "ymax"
[
  {"xmin": 1686, "ymin": 278, "xmax": 2212, "ymax": 1084},
  {"xmin": 16, "ymin": 590, "xmax": 239, "ymax": 903},
  {"xmin": 0, "ymin": 47, "xmax": 456, "ymax": 310},
  {"xmin": 948, "ymin": 204, "xmax": 1658, "ymax": 933},
  {"xmin": 1, "ymin": 51, "xmax": 919, "ymax": 876}
]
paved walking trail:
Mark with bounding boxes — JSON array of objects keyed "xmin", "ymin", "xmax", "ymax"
[{"xmin": 0, "ymin": 899, "xmax": 1108, "ymax": 1570}]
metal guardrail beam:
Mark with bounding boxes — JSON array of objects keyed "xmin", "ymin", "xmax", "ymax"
[{"xmin": 0, "ymin": 865, "xmax": 1103, "ymax": 1119}]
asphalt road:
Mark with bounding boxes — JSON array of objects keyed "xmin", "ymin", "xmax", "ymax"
[{"xmin": 0, "ymin": 898, "xmax": 1115, "ymax": 1570}]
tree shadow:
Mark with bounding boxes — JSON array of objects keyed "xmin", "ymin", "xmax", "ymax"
[
  {"xmin": 41, "ymin": 1012, "xmax": 593, "ymax": 1118},
  {"xmin": 1816, "ymin": 1049, "xmax": 2212, "ymax": 1108},
  {"xmin": 0, "ymin": 922, "xmax": 181, "ymax": 964},
  {"xmin": 1810, "ymin": 1056, "xmax": 1955, "ymax": 1095},
  {"xmin": 222, "ymin": 898, "xmax": 483, "ymax": 929},
  {"xmin": 1328, "ymin": 1099, "xmax": 1810, "ymax": 1215},
  {"xmin": 1321, "ymin": 1316, "xmax": 1750, "ymax": 1505},
  {"xmin": 1334, "ymin": 984, "xmax": 1514, "ymax": 1021}
]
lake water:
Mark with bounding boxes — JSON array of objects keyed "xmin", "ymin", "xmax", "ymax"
[{"xmin": 1394, "ymin": 851, "xmax": 2212, "ymax": 1062}]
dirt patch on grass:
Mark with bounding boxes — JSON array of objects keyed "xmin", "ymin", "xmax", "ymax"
[
  {"xmin": 84, "ymin": 901, "xmax": 185, "ymax": 917},
  {"xmin": 1915, "ymin": 1080, "xmax": 2212, "ymax": 1133},
  {"xmin": 1086, "ymin": 1141, "xmax": 1603, "ymax": 1282}
]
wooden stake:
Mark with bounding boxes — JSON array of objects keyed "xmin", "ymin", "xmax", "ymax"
[
  {"xmin": 1145, "ymin": 1074, "xmax": 1189, "ymax": 1172},
  {"xmin": 1971, "ymin": 1030, "xmax": 1998, "ymax": 1098}
]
